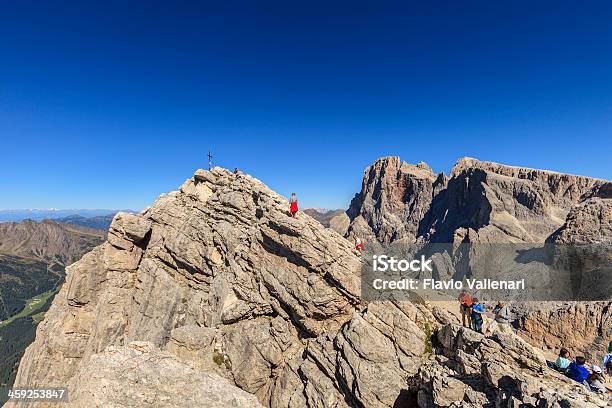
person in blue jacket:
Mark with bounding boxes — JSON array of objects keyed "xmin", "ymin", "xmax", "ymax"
[
  {"xmin": 470, "ymin": 298, "xmax": 485, "ymax": 333},
  {"xmin": 566, "ymin": 356, "xmax": 590, "ymax": 384}
]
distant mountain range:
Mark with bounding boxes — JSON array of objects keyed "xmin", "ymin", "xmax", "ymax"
[
  {"xmin": 0, "ymin": 209, "xmax": 133, "ymax": 223},
  {"xmin": 0, "ymin": 219, "xmax": 106, "ymax": 264},
  {"xmin": 53, "ymin": 214, "xmax": 117, "ymax": 231}
]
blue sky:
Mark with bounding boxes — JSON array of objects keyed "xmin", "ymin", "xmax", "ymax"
[{"xmin": 1, "ymin": 1, "xmax": 611, "ymax": 210}]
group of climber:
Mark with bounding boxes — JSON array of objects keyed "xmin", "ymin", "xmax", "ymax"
[
  {"xmin": 458, "ymin": 292, "xmax": 512, "ymax": 334},
  {"xmin": 458, "ymin": 290, "xmax": 611, "ymax": 395},
  {"xmin": 286, "ymin": 193, "xmax": 365, "ymax": 256},
  {"xmin": 551, "ymin": 343, "xmax": 611, "ymax": 394}
]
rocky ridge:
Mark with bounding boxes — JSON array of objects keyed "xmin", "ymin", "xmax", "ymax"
[
  {"xmin": 12, "ymin": 166, "xmax": 609, "ymax": 407},
  {"xmin": 0, "ymin": 219, "xmax": 105, "ymax": 265},
  {"xmin": 347, "ymin": 156, "xmax": 610, "ymax": 245}
]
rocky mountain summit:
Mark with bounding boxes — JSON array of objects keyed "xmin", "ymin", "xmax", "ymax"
[
  {"xmin": 12, "ymin": 166, "xmax": 608, "ymax": 407},
  {"xmin": 347, "ymin": 157, "xmax": 443, "ymax": 244}
]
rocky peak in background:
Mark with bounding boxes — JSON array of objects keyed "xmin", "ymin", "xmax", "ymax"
[
  {"xmin": 10, "ymin": 166, "xmax": 610, "ymax": 408},
  {"xmin": 347, "ymin": 156, "xmax": 610, "ymax": 244},
  {"xmin": 0, "ymin": 219, "xmax": 105, "ymax": 265},
  {"xmin": 346, "ymin": 156, "xmax": 445, "ymax": 244}
]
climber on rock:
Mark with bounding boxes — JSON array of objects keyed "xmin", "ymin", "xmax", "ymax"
[
  {"xmin": 470, "ymin": 298, "xmax": 485, "ymax": 333},
  {"xmin": 553, "ymin": 348, "xmax": 571, "ymax": 373},
  {"xmin": 355, "ymin": 237, "xmax": 365, "ymax": 255},
  {"xmin": 567, "ymin": 356, "xmax": 590, "ymax": 385},
  {"xmin": 587, "ymin": 366, "xmax": 606, "ymax": 393},
  {"xmin": 289, "ymin": 192, "xmax": 299, "ymax": 218},
  {"xmin": 458, "ymin": 291, "xmax": 473, "ymax": 328}
]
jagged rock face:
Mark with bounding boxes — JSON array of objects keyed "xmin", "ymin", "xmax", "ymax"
[
  {"xmin": 410, "ymin": 324, "xmax": 607, "ymax": 408},
  {"xmin": 516, "ymin": 302, "xmax": 612, "ymax": 364},
  {"xmin": 348, "ymin": 156, "xmax": 609, "ymax": 244},
  {"xmin": 347, "ymin": 156, "xmax": 443, "ymax": 244},
  {"xmin": 547, "ymin": 196, "xmax": 612, "ymax": 244},
  {"xmin": 518, "ymin": 191, "xmax": 612, "ymax": 359},
  {"xmin": 346, "ymin": 157, "xmax": 611, "ymax": 401},
  {"xmin": 13, "ymin": 168, "xmax": 441, "ymax": 408},
  {"xmin": 423, "ymin": 159, "xmax": 610, "ymax": 243}
]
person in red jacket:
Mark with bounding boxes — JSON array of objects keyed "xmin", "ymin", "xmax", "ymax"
[
  {"xmin": 355, "ymin": 238, "xmax": 365, "ymax": 255},
  {"xmin": 289, "ymin": 193, "xmax": 299, "ymax": 218},
  {"xmin": 458, "ymin": 291, "xmax": 473, "ymax": 328}
]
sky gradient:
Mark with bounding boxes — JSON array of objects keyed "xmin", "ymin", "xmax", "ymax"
[{"xmin": 1, "ymin": 1, "xmax": 611, "ymax": 210}]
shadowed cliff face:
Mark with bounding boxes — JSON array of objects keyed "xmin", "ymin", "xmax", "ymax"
[
  {"xmin": 346, "ymin": 157, "xmax": 442, "ymax": 244},
  {"xmin": 11, "ymin": 166, "xmax": 609, "ymax": 408},
  {"xmin": 348, "ymin": 156, "xmax": 610, "ymax": 245}
]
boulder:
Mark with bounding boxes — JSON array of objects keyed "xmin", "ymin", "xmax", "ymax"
[{"xmin": 66, "ymin": 342, "xmax": 263, "ymax": 408}]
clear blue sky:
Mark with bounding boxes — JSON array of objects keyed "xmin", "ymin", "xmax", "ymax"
[{"xmin": 1, "ymin": 1, "xmax": 611, "ymax": 210}]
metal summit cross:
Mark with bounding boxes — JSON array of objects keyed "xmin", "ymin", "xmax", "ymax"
[{"xmin": 208, "ymin": 149, "xmax": 213, "ymax": 170}]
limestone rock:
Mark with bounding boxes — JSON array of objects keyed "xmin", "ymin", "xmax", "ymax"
[
  {"xmin": 14, "ymin": 168, "xmax": 371, "ymax": 407},
  {"xmin": 516, "ymin": 302, "xmax": 612, "ymax": 363},
  {"xmin": 109, "ymin": 212, "xmax": 152, "ymax": 244},
  {"xmin": 547, "ymin": 195, "xmax": 612, "ymax": 244},
  {"xmin": 409, "ymin": 324, "xmax": 607, "ymax": 408},
  {"xmin": 346, "ymin": 157, "xmax": 611, "ymax": 365},
  {"xmin": 347, "ymin": 156, "xmax": 609, "ymax": 245},
  {"xmin": 347, "ymin": 156, "xmax": 440, "ymax": 244},
  {"xmin": 65, "ymin": 341, "xmax": 263, "ymax": 408}
]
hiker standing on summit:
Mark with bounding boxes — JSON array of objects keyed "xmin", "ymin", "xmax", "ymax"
[
  {"xmin": 355, "ymin": 237, "xmax": 365, "ymax": 255},
  {"xmin": 289, "ymin": 192, "xmax": 299, "ymax": 218}
]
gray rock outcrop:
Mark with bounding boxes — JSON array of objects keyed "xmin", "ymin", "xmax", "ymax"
[
  {"xmin": 516, "ymin": 302, "xmax": 612, "ymax": 364},
  {"xmin": 410, "ymin": 323, "xmax": 607, "ymax": 408},
  {"xmin": 66, "ymin": 341, "xmax": 263, "ymax": 408},
  {"xmin": 347, "ymin": 157, "xmax": 442, "ymax": 244}
]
